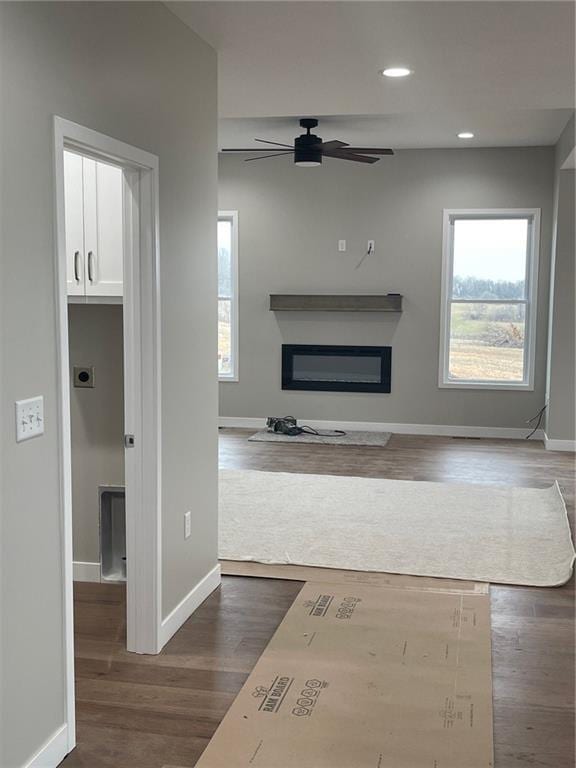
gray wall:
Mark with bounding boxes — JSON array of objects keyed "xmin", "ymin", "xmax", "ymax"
[
  {"xmin": 68, "ymin": 305, "xmax": 124, "ymax": 564},
  {"xmin": 219, "ymin": 147, "xmax": 554, "ymax": 429},
  {"xmin": 0, "ymin": 4, "xmax": 217, "ymax": 767},
  {"xmin": 546, "ymin": 114, "xmax": 575, "ymax": 441}
]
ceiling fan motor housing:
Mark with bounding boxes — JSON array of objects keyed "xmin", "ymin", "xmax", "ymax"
[
  {"xmin": 295, "ymin": 118, "xmax": 323, "ymax": 165},
  {"xmin": 294, "ymin": 132, "xmax": 323, "ymax": 165}
]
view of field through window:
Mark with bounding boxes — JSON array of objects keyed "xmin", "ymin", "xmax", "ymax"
[
  {"xmin": 218, "ymin": 215, "xmax": 531, "ymax": 384},
  {"xmin": 447, "ymin": 218, "xmax": 529, "ymax": 383},
  {"xmin": 218, "ymin": 218, "xmax": 233, "ymax": 377}
]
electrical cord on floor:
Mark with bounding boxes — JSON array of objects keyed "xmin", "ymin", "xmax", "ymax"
[
  {"xmin": 300, "ymin": 425, "xmax": 347, "ymax": 437},
  {"xmin": 525, "ymin": 403, "xmax": 547, "ymax": 440}
]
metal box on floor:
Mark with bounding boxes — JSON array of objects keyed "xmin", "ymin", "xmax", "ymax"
[{"xmin": 100, "ymin": 485, "xmax": 126, "ymax": 582}]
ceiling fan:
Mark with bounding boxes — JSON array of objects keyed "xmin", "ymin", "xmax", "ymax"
[{"xmin": 222, "ymin": 118, "xmax": 394, "ymax": 167}]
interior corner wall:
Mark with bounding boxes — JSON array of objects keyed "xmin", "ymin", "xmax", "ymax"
[
  {"xmin": 218, "ymin": 147, "xmax": 555, "ymax": 430},
  {"xmin": 545, "ymin": 114, "xmax": 576, "ymax": 442},
  {"xmin": 546, "ymin": 169, "xmax": 575, "ymax": 441},
  {"xmin": 68, "ymin": 305, "xmax": 125, "ymax": 565},
  {"xmin": 0, "ymin": 4, "xmax": 217, "ymax": 767}
]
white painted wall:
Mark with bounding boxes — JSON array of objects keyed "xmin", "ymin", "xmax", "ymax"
[
  {"xmin": 0, "ymin": 3, "xmax": 217, "ymax": 766},
  {"xmin": 546, "ymin": 114, "xmax": 575, "ymax": 444},
  {"xmin": 218, "ymin": 147, "xmax": 554, "ymax": 430}
]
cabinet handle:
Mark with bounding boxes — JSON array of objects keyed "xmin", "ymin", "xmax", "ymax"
[
  {"xmin": 74, "ymin": 251, "xmax": 80, "ymax": 282},
  {"xmin": 87, "ymin": 251, "xmax": 94, "ymax": 282}
]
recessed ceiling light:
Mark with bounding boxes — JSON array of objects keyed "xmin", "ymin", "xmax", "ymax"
[
  {"xmin": 457, "ymin": 132, "xmax": 475, "ymax": 139},
  {"xmin": 381, "ymin": 67, "xmax": 412, "ymax": 78}
]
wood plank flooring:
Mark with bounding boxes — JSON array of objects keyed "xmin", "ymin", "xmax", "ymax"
[{"xmin": 62, "ymin": 430, "xmax": 575, "ymax": 768}]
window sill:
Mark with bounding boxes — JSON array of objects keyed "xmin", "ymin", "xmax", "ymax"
[
  {"xmin": 219, "ymin": 376, "xmax": 239, "ymax": 383},
  {"xmin": 438, "ymin": 379, "xmax": 534, "ymax": 391}
]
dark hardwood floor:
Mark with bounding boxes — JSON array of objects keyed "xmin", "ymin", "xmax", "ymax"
[{"xmin": 63, "ymin": 430, "xmax": 575, "ymax": 768}]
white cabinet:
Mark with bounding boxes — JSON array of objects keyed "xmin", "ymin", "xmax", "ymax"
[
  {"xmin": 64, "ymin": 152, "xmax": 85, "ymax": 296},
  {"xmin": 64, "ymin": 151, "xmax": 123, "ymax": 299}
]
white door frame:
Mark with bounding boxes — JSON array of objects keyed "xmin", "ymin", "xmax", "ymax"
[{"xmin": 53, "ymin": 117, "xmax": 162, "ymax": 754}]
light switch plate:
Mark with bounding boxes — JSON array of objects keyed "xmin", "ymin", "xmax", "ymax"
[
  {"xmin": 16, "ymin": 396, "xmax": 44, "ymax": 442},
  {"xmin": 184, "ymin": 510, "xmax": 192, "ymax": 539}
]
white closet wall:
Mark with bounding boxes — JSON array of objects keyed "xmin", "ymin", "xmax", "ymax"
[{"xmin": 68, "ymin": 304, "xmax": 125, "ymax": 568}]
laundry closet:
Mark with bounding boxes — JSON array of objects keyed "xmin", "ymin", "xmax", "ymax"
[{"xmin": 64, "ymin": 149, "xmax": 126, "ymax": 583}]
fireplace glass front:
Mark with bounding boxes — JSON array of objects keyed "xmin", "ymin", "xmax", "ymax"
[{"xmin": 282, "ymin": 345, "xmax": 391, "ymax": 393}]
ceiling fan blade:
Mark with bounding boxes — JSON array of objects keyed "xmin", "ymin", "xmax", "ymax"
[
  {"xmin": 323, "ymin": 149, "xmax": 380, "ymax": 164},
  {"xmin": 320, "ymin": 140, "xmax": 349, "ymax": 150},
  {"xmin": 254, "ymin": 138, "xmax": 295, "ymax": 149},
  {"xmin": 222, "ymin": 148, "xmax": 294, "ymax": 152},
  {"xmin": 245, "ymin": 151, "xmax": 294, "ymax": 162},
  {"xmin": 343, "ymin": 148, "xmax": 394, "ymax": 155}
]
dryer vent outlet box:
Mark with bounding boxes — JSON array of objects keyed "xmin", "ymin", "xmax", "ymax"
[
  {"xmin": 74, "ymin": 366, "xmax": 95, "ymax": 388},
  {"xmin": 100, "ymin": 486, "xmax": 126, "ymax": 582}
]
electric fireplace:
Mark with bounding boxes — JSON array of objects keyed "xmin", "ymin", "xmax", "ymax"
[{"xmin": 282, "ymin": 344, "xmax": 391, "ymax": 393}]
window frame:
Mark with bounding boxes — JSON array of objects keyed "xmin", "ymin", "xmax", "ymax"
[
  {"xmin": 218, "ymin": 210, "xmax": 239, "ymax": 382},
  {"xmin": 438, "ymin": 208, "xmax": 540, "ymax": 391}
]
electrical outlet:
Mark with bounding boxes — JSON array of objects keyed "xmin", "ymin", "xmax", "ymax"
[
  {"xmin": 16, "ymin": 396, "xmax": 44, "ymax": 442},
  {"xmin": 338, "ymin": 239, "xmax": 347, "ymax": 252},
  {"xmin": 184, "ymin": 510, "xmax": 192, "ymax": 539}
]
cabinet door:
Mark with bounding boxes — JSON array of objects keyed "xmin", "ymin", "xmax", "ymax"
[
  {"xmin": 64, "ymin": 151, "xmax": 85, "ymax": 295},
  {"xmin": 84, "ymin": 159, "xmax": 124, "ymax": 297}
]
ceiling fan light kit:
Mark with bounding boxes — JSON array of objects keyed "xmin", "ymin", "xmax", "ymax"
[{"xmin": 222, "ymin": 118, "xmax": 394, "ymax": 166}]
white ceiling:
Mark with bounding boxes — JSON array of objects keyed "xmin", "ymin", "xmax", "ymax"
[
  {"xmin": 168, "ymin": 1, "xmax": 575, "ymax": 149},
  {"xmin": 217, "ymin": 110, "xmax": 573, "ymax": 150}
]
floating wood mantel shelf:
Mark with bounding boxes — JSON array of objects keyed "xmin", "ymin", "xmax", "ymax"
[{"xmin": 269, "ymin": 294, "xmax": 403, "ymax": 312}]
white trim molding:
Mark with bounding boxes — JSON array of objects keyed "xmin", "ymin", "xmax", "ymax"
[
  {"xmin": 218, "ymin": 416, "xmax": 543, "ymax": 441},
  {"xmin": 439, "ymin": 208, "xmax": 541, "ymax": 391},
  {"xmin": 23, "ymin": 724, "xmax": 68, "ymax": 768},
  {"xmin": 544, "ymin": 434, "xmax": 576, "ymax": 452},
  {"xmin": 159, "ymin": 564, "xmax": 222, "ymax": 649},
  {"xmin": 73, "ymin": 561, "xmax": 101, "ymax": 583}
]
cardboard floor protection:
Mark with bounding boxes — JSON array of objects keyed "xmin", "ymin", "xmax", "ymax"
[
  {"xmin": 220, "ymin": 559, "xmax": 489, "ymax": 594},
  {"xmin": 196, "ymin": 578, "xmax": 494, "ymax": 768}
]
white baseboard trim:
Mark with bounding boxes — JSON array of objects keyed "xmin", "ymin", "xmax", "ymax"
[
  {"xmin": 24, "ymin": 724, "xmax": 69, "ymax": 768},
  {"xmin": 544, "ymin": 434, "xmax": 576, "ymax": 452},
  {"xmin": 73, "ymin": 561, "xmax": 101, "ymax": 582},
  {"xmin": 159, "ymin": 564, "xmax": 221, "ymax": 649},
  {"xmin": 219, "ymin": 416, "xmax": 544, "ymax": 441}
]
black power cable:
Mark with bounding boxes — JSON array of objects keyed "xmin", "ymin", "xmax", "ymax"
[
  {"xmin": 355, "ymin": 241, "xmax": 374, "ymax": 270},
  {"xmin": 299, "ymin": 425, "xmax": 347, "ymax": 438},
  {"xmin": 525, "ymin": 403, "xmax": 547, "ymax": 440}
]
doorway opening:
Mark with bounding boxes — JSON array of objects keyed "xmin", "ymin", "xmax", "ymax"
[
  {"xmin": 65, "ymin": 147, "xmax": 126, "ymax": 590},
  {"xmin": 53, "ymin": 117, "xmax": 162, "ymax": 755}
]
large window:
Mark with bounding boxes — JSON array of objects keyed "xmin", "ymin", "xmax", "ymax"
[
  {"xmin": 218, "ymin": 211, "xmax": 239, "ymax": 380},
  {"xmin": 439, "ymin": 209, "xmax": 540, "ymax": 389}
]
